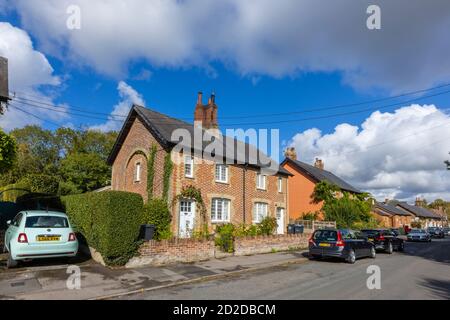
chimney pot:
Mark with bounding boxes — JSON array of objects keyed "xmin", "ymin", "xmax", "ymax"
[{"xmin": 197, "ymin": 91, "xmax": 203, "ymax": 105}]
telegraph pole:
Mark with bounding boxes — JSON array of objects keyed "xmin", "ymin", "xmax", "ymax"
[{"xmin": 0, "ymin": 56, "xmax": 10, "ymax": 114}]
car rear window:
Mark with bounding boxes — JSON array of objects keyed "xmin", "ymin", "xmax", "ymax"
[
  {"xmin": 25, "ymin": 216, "xmax": 69, "ymax": 228},
  {"xmin": 313, "ymin": 230, "xmax": 338, "ymax": 241},
  {"xmin": 361, "ymin": 230, "xmax": 378, "ymax": 235}
]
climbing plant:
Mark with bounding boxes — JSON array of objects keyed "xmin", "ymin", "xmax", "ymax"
[
  {"xmin": 162, "ymin": 152, "xmax": 173, "ymax": 200},
  {"xmin": 147, "ymin": 144, "xmax": 157, "ymax": 199}
]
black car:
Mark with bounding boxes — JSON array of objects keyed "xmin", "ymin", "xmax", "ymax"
[
  {"xmin": 361, "ymin": 229, "xmax": 404, "ymax": 253},
  {"xmin": 427, "ymin": 227, "xmax": 445, "ymax": 238},
  {"xmin": 309, "ymin": 229, "xmax": 376, "ymax": 264}
]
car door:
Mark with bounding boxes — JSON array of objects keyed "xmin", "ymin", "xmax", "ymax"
[{"xmin": 351, "ymin": 231, "xmax": 366, "ymax": 257}]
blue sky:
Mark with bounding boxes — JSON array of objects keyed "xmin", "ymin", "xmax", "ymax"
[{"xmin": 1, "ymin": 1, "xmax": 450, "ymax": 201}]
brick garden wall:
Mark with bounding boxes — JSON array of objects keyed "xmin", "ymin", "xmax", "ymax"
[
  {"xmin": 234, "ymin": 233, "xmax": 311, "ymax": 256},
  {"xmin": 126, "ymin": 238, "xmax": 215, "ymax": 268},
  {"xmin": 126, "ymin": 233, "xmax": 311, "ymax": 268}
]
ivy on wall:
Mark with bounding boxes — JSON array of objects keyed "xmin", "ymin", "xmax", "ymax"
[
  {"xmin": 147, "ymin": 144, "xmax": 157, "ymax": 199},
  {"xmin": 162, "ymin": 152, "xmax": 173, "ymax": 200}
]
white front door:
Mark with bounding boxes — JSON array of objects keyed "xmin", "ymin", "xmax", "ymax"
[
  {"xmin": 276, "ymin": 208, "xmax": 285, "ymax": 234},
  {"xmin": 179, "ymin": 200, "xmax": 195, "ymax": 238}
]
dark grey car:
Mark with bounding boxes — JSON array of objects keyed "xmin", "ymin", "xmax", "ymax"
[{"xmin": 309, "ymin": 229, "xmax": 376, "ymax": 264}]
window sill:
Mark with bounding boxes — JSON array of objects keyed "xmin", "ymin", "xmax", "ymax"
[
  {"xmin": 185, "ymin": 175, "xmax": 194, "ymax": 179},
  {"xmin": 211, "ymin": 220, "xmax": 230, "ymax": 224},
  {"xmin": 256, "ymin": 188, "xmax": 267, "ymax": 191},
  {"xmin": 215, "ymin": 180, "xmax": 229, "ymax": 185}
]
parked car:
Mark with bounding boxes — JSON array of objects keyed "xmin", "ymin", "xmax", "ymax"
[
  {"xmin": 309, "ymin": 229, "xmax": 376, "ymax": 264},
  {"xmin": 3, "ymin": 210, "xmax": 79, "ymax": 268},
  {"xmin": 426, "ymin": 227, "xmax": 445, "ymax": 238},
  {"xmin": 443, "ymin": 227, "xmax": 450, "ymax": 236},
  {"xmin": 389, "ymin": 228, "xmax": 400, "ymax": 237},
  {"xmin": 406, "ymin": 229, "xmax": 431, "ymax": 242},
  {"xmin": 361, "ymin": 229, "xmax": 404, "ymax": 253}
]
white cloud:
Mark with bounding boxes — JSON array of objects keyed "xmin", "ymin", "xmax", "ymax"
[
  {"xmin": 90, "ymin": 81, "xmax": 145, "ymax": 132},
  {"xmin": 288, "ymin": 104, "xmax": 450, "ymax": 202},
  {"xmin": 9, "ymin": 0, "xmax": 450, "ymax": 92},
  {"xmin": 0, "ymin": 22, "xmax": 65, "ymax": 131}
]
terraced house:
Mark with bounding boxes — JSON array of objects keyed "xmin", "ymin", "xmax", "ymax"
[{"xmin": 108, "ymin": 93, "xmax": 291, "ymax": 238}]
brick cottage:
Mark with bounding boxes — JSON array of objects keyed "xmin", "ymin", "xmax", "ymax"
[{"xmin": 107, "ymin": 92, "xmax": 291, "ymax": 238}]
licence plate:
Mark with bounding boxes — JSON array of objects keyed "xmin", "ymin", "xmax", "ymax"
[
  {"xmin": 319, "ymin": 243, "xmax": 331, "ymax": 247},
  {"xmin": 368, "ymin": 238, "xmax": 374, "ymax": 242},
  {"xmin": 37, "ymin": 236, "xmax": 60, "ymax": 242}
]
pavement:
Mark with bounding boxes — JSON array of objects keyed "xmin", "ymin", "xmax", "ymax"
[
  {"xmin": 116, "ymin": 237, "xmax": 450, "ymax": 300},
  {"xmin": 0, "ymin": 249, "xmax": 308, "ymax": 300}
]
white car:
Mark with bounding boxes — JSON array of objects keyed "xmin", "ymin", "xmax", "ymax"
[{"xmin": 4, "ymin": 210, "xmax": 79, "ymax": 268}]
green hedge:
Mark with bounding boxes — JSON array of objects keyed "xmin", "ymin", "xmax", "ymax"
[{"xmin": 62, "ymin": 191, "xmax": 144, "ymax": 266}]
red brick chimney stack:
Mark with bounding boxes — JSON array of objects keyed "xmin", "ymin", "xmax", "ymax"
[{"xmin": 194, "ymin": 91, "xmax": 218, "ymax": 129}]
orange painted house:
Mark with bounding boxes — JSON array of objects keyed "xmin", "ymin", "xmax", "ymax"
[{"xmin": 281, "ymin": 148, "xmax": 361, "ymax": 222}]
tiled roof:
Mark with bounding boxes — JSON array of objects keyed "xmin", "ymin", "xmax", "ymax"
[
  {"xmin": 374, "ymin": 202, "xmax": 411, "ymax": 216},
  {"xmin": 395, "ymin": 202, "xmax": 442, "ymax": 219},
  {"xmin": 282, "ymin": 158, "xmax": 361, "ymax": 193},
  {"xmin": 108, "ymin": 105, "xmax": 291, "ymax": 176}
]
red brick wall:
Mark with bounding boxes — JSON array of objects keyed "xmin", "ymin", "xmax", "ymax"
[
  {"xmin": 126, "ymin": 238, "xmax": 215, "ymax": 267},
  {"xmin": 111, "ymin": 116, "xmax": 167, "ymax": 203},
  {"xmin": 234, "ymin": 233, "xmax": 311, "ymax": 256},
  {"xmin": 171, "ymin": 153, "xmax": 288, "ymax": 236}
]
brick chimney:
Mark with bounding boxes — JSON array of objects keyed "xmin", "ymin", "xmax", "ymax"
[
  {"xmin": 194, "ymin": 91, "xmax": 218, "ymax": 129},
  {"xmin": 415, "ymin": 197, "xmax": 425, "ymax": 207},
  {"xmin": 314, "ymin": 158, "xmax": 324, "ymax": 170},
  {"xmin": 284, "ymin": 147, "xmax": 297, "ymax": 160}
]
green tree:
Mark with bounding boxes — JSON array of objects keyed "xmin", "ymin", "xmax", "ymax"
[
  {"xmin": 59, "ymin": 152, "xmax": 111, "ymax": 194},
  {"xmin": 312, "ymin": 181, "xmax": 373, "ymax": 229},
  {"xmin": 0, "ymin": 128, "xmax": 17, "ymax": 174}
]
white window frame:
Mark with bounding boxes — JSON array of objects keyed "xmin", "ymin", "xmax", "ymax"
[
  {"xmin": 215, "ymin": 164, "xmax": 229, "ymax": 183},
  {"xmin": 256, "ymin": 173, "xmax": 266, "ymax": 190},
  {"xmin": 135, "ymin": 162, "xmax": 141, "ymax": 182},
  {"xmin": 184, "ymin": 155, "xmax": 194, "ymax": 178},
  {"xmin": 253, "ymin": 202, "xmax": 268, "ymax": 223},
  {"xmin": 211, "ymin": 198, "xmax": 231, "ymax": 223},
  {"xmin": 278, "ymin": 177, "xmax": 283, "ymax": 193}
]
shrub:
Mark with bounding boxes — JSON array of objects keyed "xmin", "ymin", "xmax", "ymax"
[
  {"xmin": 20, "ymin": 174, "xmax": 60, "ymax": 195},
  {"xmin": 215, "ymin": 223, "xmax": 235, "ymax": 253},
  {"xmin": 352, "ymin": 217, "xmax": 380, "ymax": 230},
  {"xmin": 302, "ymin": 211, "xmax": 319, "ymax": 221},
  {"xmin": 142, "ymin": 198, "xmax": 172, "ymax": 240},
  {"xmin": 62, "ymin": 191, "xmax": 143, "ymax": 266},
  {"xmin": 233, "ymin": 224, "xmax": 258, "ymax": 237},
  {"xmin": 257, "ymin": 216, "xmax": 277, "ymax": 235},
  {"xmin": 411, "ymin": 221, "xmax": 422, "ymax": 228}
]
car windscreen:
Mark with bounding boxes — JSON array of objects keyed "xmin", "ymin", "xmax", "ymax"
[
  {"xmin": 25, "ymin": 216, "xmax": 69, "ymax": 228},
  {"xmin": 313, "ymin": 230, "xmax": 338, "ymax": 241}
]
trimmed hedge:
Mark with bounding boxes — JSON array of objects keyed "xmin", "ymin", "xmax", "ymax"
[{"xmin": 62, "ymin": 191, "xmax": 144, "ymax": 266}]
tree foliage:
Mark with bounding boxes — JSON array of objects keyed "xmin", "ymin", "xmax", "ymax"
[
  {"xmin": 312, "ymin": 181, "xmax": 373, "ymax": 229},
  {"xmin": 0, "ymin": 125, "xmax": 117, "ymax": 196},
  {"xmin": 0, "ymin": 128, "xmax": 17, "ymax": 174}
]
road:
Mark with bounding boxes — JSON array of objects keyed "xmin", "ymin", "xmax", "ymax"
[{"xmin": 117, "ymin": 237, "xmax": 450, "ymax": 300}]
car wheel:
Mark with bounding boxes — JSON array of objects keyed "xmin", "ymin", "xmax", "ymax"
[
  {"xmin": 398, "ymin": 242, "xmax": 404, "ymax": 252},
  {"xmin": 346, "ymin": 249, "xmax": 356, "ymax": 264},
  {"xmin": 6, "ymin": 251, "xmax": 18, "ymax": 269},
  {"xmin": 386, "ymin": 242, "xmax": 393, "ymax": 254},
  {"xmin": 370, "ymin": 246, "xmax": 376, "ymax": 259}
]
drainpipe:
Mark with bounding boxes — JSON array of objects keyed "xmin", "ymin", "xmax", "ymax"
[{"xmin": 243, "ymin": 164, "xmax": 248, "ymax": 224}]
